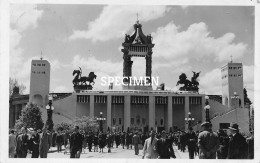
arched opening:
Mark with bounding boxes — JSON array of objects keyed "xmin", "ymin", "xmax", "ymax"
[{"xmin": 33, "ymin": 94, "xmax": 43, "ymax": 106}]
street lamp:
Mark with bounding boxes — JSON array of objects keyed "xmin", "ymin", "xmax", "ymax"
[
  {"xmin": 204, "ymin": 96, "xmax": 211, "ymax": 123},
  {"xmin": 231, "ymin": 92, "xmax": 239, "ymax": 122},
  {"xmin": 231, "ymin": 92, "xmax": 240, "ymax": 109},
  {"xmin": 45, "ymin": 95, "xmax": 54, "ymax": 131},
  {"xmin": 185, "ymin": 112, "xmax": 195, "ymax": 129},
  {"xmin": 97, "ymin": 112, "xmax": 106, "ymax": 132}
]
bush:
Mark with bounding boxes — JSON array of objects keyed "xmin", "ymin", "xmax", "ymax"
[{"xmin": 15, "ymin": 103, "xmax": 44, "ymax": 130}]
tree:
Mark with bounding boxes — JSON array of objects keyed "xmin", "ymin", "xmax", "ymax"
[
  {"xmin": 73, "ymin": 116, "xmax": 99, "ymax": 133},
  {"xmin": 15, "ymin": 103, "xmax": 44, "ymax": 131},
  {"xmin": 244, "ymin": 88, "xmax": 252, "ymax": 105},
  {"xmin": 9, "ymin": 77, "xmax": 26, "ymax": 97},
  {"xmin": 54, "ymin": 122, "xmax": 73, "ymax": 132}
]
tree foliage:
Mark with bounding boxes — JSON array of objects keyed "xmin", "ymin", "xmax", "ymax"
[
  {"xmin": 9, "ymin": 77, "xmax": 26, "ymax": 97},
  {"xmin": 244, "ymin": 88, "xmax": 252, "ymax": 105},
  {"xmin": 54, "ymin": 122, "xmax": 73, "ymax": 132},
  {"xmin": 73, "ymin": 116, "xmax": 99, "ymax": 133},
  {"xmin": 15, "ymin": 103, "xmax": 44, "ymax": 130}
]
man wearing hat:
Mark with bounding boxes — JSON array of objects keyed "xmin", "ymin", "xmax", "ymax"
[
  {"xmin": 198, "ymin": 122, "xmax": 219, "ymax": 159},
  {"xmin": 156, "ymin": 130, "xmax": 176, "ymax": 159},
  {"xmin": 186, "ymin": 127, "xmax": 197, "ymax": 159},
  {"xmin": 16, "ymin": 127, "xmax": 29, "ymax": 158},
  {"xmin": 132, "ymin": 131, "xmax": 140, "ymax": 155},
  {"xmin": 227, "ymin": 122, "xmax": 248, "ymax": 159}
]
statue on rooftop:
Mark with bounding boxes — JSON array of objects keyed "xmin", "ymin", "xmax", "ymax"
[
  {"xmin": 72, "ymin": 67, "xmax": 96, "ymax": 90},
  {"xmin": 176, "ymin": 71, "xmax": 200, "ymax": 92}
]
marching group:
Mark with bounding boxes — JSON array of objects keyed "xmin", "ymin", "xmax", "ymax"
[{"xmin": 9, "ymin": 122, "xmax": 254, "ymax": 159}]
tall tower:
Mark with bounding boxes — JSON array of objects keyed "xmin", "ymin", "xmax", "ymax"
[
  {"xmin": 221, "ymin": 61, "xmax": 244, "ymax": 108},
  {"xmin": 29, "ymin": 58, "xmax": 50, "ymax": 107},
  {"xmin": 121, "ymin": 20, "xmax": 154, "ymax": 89}
]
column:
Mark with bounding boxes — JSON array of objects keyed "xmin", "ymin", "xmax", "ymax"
[
  {"xmin": 107, "ymin": 95, "xmax": 112, "ymax": 129},
  {"xmin": 90, "ymin": 95, "xmax": 94, "ymax": 117},
  {"xmin": 201, "ymin": 95, "xmax": 206, "ymax": 122},
  {"xmin": 149, "ymin": 96, "xmax": 155, "ymax": 130},
  {"xmin": 167, "ymin": 96, "xmax": 173, "ymax": 132},
  {"xmin": 124, "ymin": 95, "xmax": 131, "ymax": 131},
  {"xmin": 14, "ymin": 105, "xmax": 18, "ymax": 121},
  {"xmin": 184, "ymin": 96, "xmax": 190, "ymax": 130}
]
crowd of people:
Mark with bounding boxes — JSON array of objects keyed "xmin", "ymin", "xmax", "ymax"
[{"xmin": 9, "ymin": 122, "xmax": 254, "ymax": 159}]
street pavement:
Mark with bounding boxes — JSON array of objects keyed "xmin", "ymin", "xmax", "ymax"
[{"xmin": 26, "ymin": 144, "xmax": 197, "ymax": 159}]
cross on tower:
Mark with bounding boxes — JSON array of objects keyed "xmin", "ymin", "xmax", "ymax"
[
  {"xmin": 230, "ymin": 55, "xmax": 233, "ymax": 63},
  {"xmin": 230, "ymin": 54, "xmax": 233, "ymax": 63},
  {"xmin": 40, "ymin": 51, "xmax": 43, "ymax": 60},
  {"xmin": 136, "ymin": 13, "xmax": 139, "ymax": 24}
]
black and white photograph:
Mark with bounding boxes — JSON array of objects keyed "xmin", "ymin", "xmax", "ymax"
[{"xmin": 0, "ymin": 0, "xmax": 259, "ymax": 161}]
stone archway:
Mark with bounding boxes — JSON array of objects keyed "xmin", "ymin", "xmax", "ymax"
[{"xmin": 33, "ymin": 94, "xmax": 43, "ymax": 106}]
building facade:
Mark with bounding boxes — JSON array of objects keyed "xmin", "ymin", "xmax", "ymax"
[
  {"xmin": 29, "ymin": 59, "xmax": 50, "ymax": 107},
  {"xmin": 221, "ymin": 62, "xmax": 244, "ymax": 108},
  {"xmin": 53, "ymin": 90, "xmax": 205, "ymax": 132}
]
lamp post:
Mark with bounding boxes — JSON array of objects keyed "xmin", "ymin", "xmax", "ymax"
[
  {"xmin": 204, "ymin": 96, "xmax": 211, "ymax": 123},
  {"xmin": 185, "ymin": 112, "xmax": 195, "ymax": 129},
  {"xmin": 231, "ymin": 92, "xmax": 239, "ymax": 122},
  {"xmin": 97, "ymin": 112, "xmax": 106, "ymax": 132},
  {"xmin": 231, "ymin": 92, "xmax": 239, "ymax": 109},
  {"xmin": 45, "ymin": 95, "xmax": 54, "ymax": 131}
]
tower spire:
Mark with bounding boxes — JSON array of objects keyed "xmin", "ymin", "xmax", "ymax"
[{"xmin": 230, "ymin": 55, "xmax": 233, "ymax": 63}]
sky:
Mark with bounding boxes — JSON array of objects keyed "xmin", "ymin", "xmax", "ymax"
[{"xmin": 9, "ymin": 4, "xmax": 255, "ymax": 102}]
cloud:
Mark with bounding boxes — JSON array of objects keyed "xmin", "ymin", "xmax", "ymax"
[
  {"xmin": 10, "ymin": 4, "xmax": 44, "ymax": 90},
  {"xmin": 69, "ymin": 5, "xmax": 170, "ymax": 42},
  {"xmin": 152, "ymin": 22, "xmax": 248, "ymax": 65},
  {"xmin": 10, "ymin": 4, "xmax": 43, "ymax": 32},
  {"xmin": 199, "ymin": 68, "xmax": 222, "ymax": 95}
]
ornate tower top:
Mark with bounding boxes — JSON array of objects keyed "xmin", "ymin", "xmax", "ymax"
[{"xmin": 121, "ymin": 20, "xmax": 155, "ymax": 90}]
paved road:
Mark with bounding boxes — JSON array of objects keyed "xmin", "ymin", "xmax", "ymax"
[{"xmin": 26, "ymin": 145, "xmax": 197, "ymax": 159}]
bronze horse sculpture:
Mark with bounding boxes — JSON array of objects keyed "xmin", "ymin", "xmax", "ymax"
[
  {"xmin": 72, "ymin": 67, "xmax": 97, "ymax": 86},
  {"xmin": 176, "ymin": 71, "xmax": 200, "ymax": 92}
]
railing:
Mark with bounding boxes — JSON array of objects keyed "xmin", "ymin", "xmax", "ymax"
[
  {"xmin": 210, "ymin": 107, "xmax": 245, "ymax": 120},
  {"xmin": 78, "ymin": 90, "xmax": 200, "ymax": 95}
]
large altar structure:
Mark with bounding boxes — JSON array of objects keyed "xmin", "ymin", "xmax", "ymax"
[{"xmin": 52, "ymin": 20, "xmax": 205, "ymax": 132}]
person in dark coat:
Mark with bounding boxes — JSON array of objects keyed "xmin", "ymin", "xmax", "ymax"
[
  {"xmin": 125, "ymin": 133, "xmax": 131, "ymax": 149},
  {"xmin": 30, "ymin": 129, "xmax": 40, "ymax": 158},
  {"xmin": 227, "ymin": 122, "xmax": 248, "ymax": 159},
  {"xmin": 56, "ymin": 131, "xmax": 63, "ymax": 152},
  {"xmin": 156, "ymin": 130, "xmax": 176, "ymax": 159},
  {"xmin": 93, "ymin": 133, "xmax": 99, "ymax": 152},
  {"xmin": 16, "ymin": 127, "xmax": 29, "ymax": 158},
  {"xmin": 63, "ymin": 130, "xmax": 69, "ymax": 148},
  {"xmin": 52, "ymin": 131, "xmax": 57, "ymax": 147},
  {"xmin": 247, "ymin": 131, "xmax": 254, "ymax": 159},
  {"xmin": 180, "ymin": 131, "xmax": 187, "ymax": 152},
  {"xmin": 198, "ymin": 122, "xmax": 219, "ymax": 159},
  {"xmin": 87, "ymin": 132, "xmax": 93, "ymax": 152},
  {"xmin": 107, "ymin": 133, "xmax": 112, "ymax": 153},
  {"xmin": 132, "ymin": 131, "xmax": 140, "ymax": 155},
  {"xmin": 70, "ymin": 126, "xmax": 84, "ymax": 158},
  {"xmin": 129, "ymin": 132, "xmax": 133, "ymax": 149},
  {"xmin": 186, "ymin": 127, "xmax": 197, "ymax": 159},
  {"xmin": 98, "ymin": 132, "xmax": 106, "ymax": 152},
  {"xmin": 39, "ymin": 128, "xmax": 52, "ymax": 158},
  {"xmin": 115, "ymin": 132, "xmax": 121, "ymax": 148},
  {"xmin": 121, "ymin": 132, "xmax": 126, "ymax": 149},
  {"xmin": 217, "ymin": 129, "xmax": 229, "ymax": 159},
  {"xmin": 141, "ymin": 133, "xmax": 147, "ymax": 146}
]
